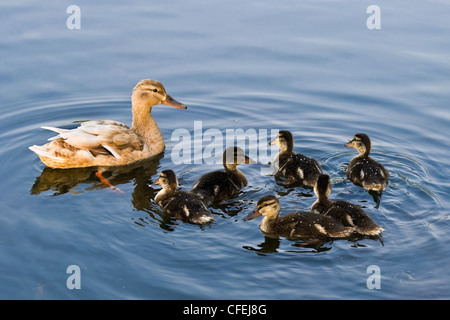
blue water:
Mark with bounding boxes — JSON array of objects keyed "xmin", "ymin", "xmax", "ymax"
[{"xmin": 1, "ymin": 0, "xmax": 449, "ymax": 299}]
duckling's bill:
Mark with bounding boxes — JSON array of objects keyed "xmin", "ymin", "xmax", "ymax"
[
  {"xmin": 244, "ymin": 155, "xmax": 257, "ymax": 164},
  {"xmin": 345, "ymin": 142, "xmax": 354, "ymax": 148},
  {"xmin": 243, "ymin": 209, "xmax": 262, "ymax": 221}
]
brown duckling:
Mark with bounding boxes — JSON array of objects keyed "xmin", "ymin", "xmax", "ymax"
[
  {"xmin": 191, "ymin": 146, "xmax": 255, "ymax": 206},
  {"xmin": 269, "ymin": 130, "xmax": 322, "ymax": 187},
  {"xmin": 345, "ymin": 133, "xmax": 389, "ymax": 192},
  {"xmin": 244, "ymin": 195, "xmax": 355, "ymax": 239},
  {"xmin": 154, "ymin": 170, "xmax": 214, "ymax": 224},
  {"xmin": 312, "ymin": 174, "xmax": 383, "ymax": 236}
]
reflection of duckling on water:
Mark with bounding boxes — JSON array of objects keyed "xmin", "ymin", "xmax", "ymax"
[
  {"xmin": 244, "ymin": 195, "xmax": 355, "ymax": 239},
  {"xmin": 29, "ymin": 79, "xmax": 186, "ymax": 187},
  {"xmin": 191, "ymin": 146, "xmax": 255, "ymax": 206},
  {"xmin": 312, "ymin": 175, "xmax": 384, "ymax": 236},
  {"xmin": 269, "ymin": 130, "xmax": 322, "ymax": 187},
  {"xmin": 345, "ymin": 133, "xmax": 389, "ymax": 192},
  {"xmin": 154, "ymin": 170, "xmax": 214, "ymax": 224}
]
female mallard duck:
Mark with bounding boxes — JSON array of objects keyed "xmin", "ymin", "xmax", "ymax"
[
  {"xmin": 345, "ymin": 133, "xmax": 389, "ymax": 192},
  {"xmin": 269, "ymin": 130, "xmax": 322, "ymax": 187},
  {"xmin": 29, "ymin": 79, "xmax": 186, "ymax": 169},
  {"xmin": 244, "ymin": 195, "xmax": 355, "ymax": 239},
  {"xmin": 191, "ymin": 146, "xmax": 255, "ymax": 206},
  {"xmin": 312, "ymin": 174, "xmax": 383, "ymax": 236},
  {"xmin": 154, "ymin": 170, "xmax": 214, "ymax": 224}
]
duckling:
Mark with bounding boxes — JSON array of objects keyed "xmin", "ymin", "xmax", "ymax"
[
  {"xmin": 312, "ymin": 174, "xmax": 383, "ymax": 236},
  {"xmin": 191, "ymin": 146, "xmax": 255, "ymax": 206},
  {"xmin": 244, "ymin": 195, "xmax": 355, "ymax": 239},
  {"xmin": 29, "ymin": 79, "xmax": 186, "ymax": 169},
  {"xmin": 154, "ymin": 170, "xmax": 214, "ymax": 224},
  {"xmin": 345, "ymin": 133, "xmax": 389, "ymax": 192},
  {"xmin": 269, "ymin": 130, "xmax": 322, "ymax": 187}
]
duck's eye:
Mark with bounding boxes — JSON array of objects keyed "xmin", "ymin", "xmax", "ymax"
[{"xmin": 153, "ymin": 89, "xmax": 158, "ymax": 93}]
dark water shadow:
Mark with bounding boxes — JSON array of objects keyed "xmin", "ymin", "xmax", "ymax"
[
  {"xmin": 30, "ymin": 153, "xmax": 164, "ymax": 197},
  {"xmin": 243, "ymin": 232, "xmax": 384, "ymax": 255},
  {"xmin": 243, "ymin": 235, "xmax": 332, "ymax": 255},
  {"xmin": 30, "ymin": 152, "xmax": 198, "ymax": 231}
]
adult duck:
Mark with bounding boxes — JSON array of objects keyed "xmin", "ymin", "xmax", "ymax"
[{"xmin": 29, "ymin": 79, "xmax": 186, "ymax": 169}]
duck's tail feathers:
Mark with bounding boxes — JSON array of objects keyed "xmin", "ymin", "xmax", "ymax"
[
  {"xmin": 355, "ymin": 225, "xmax": 384, "ymax": 236},
  {"xmin": 41, "ymin": 126, "xmax": 70, "ymax": 134},
  {"xmin": 29, "ymin": 145, "xmax": 65, "ymax": 162},
  {"xmin": 40, "ymin": 126, "xmax": 70, "ymax": 141}
]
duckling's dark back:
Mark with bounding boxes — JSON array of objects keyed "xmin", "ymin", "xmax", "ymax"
[
  {"xmin": 324, "ymin": 201, "xmax": 383, "ymax": 236},
  {"xmin": 346, "ymin": 133, "xmax": 389, "ymax": 192},
  {"xmin": 160, "ymin": 190, "xmax": 213, "ymax": 224},
  {"xmin": 191, "ymin": 170, "xmax": 247, "ymax": 206},
  {"xmin": 274, "ymin": 211, "xmax": 355, "ymax": 239},
  {"xmin": 347, "ymin": 157, "xmax": 389, "ymax": 191},
  {"xmin": 273, "ymin": 131, "xmax": 322, "ymax": 187}
]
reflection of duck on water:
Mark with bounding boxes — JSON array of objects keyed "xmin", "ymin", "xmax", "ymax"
[
  {"xmin": 30, "ymin": 152, "xmax": 163, "ymax": 197},
  {"xmin": 242, "ymin": 236, "xmax": 333, "ymax": 254}
]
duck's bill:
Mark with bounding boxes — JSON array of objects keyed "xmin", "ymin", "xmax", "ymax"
[
  {"xmin": 244, "ymin": 156, "xmax": 257, "ymax": 164},
  {"xmin": 268, "ymin": 137, "xmax": 278, "ymax": 146},
  {"xmin": 243, "ymin": 209, "xmax": 262, "ymax": 221},
  {"xmin": 153, "ymin": 177, "xmax": 161, "ymax": 185},
  {"xmin": 345, "ymin": 140, "xmax": 354, "ymax": 148},
  {"xmin": 162, "ymin": 95, "xmax": 187, "ymax": 109}
]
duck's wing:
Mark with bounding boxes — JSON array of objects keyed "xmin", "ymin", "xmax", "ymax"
[{"xmin": 30, "ymin": 121, "xmax": 145, "ymax": 167}]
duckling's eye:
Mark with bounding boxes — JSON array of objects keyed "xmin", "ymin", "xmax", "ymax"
[{"xmin": 153, "ymin": 89, "xmax": 158, "ymax": 93}]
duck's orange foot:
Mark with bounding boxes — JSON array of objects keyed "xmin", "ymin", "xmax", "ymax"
[{"xmin": 95, "ymin": 172, "xmax": 125, "ymax": 194}]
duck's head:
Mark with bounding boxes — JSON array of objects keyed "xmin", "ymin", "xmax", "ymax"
[
  {"xmin": 132, "ymin": 79, "xmax": 187, "ymax": 110},
  {"xmin": 314, "ymin": 174, "xmax": 332, "ymax": 199},
  {"xmin": 244, "ymin": 195, "xmax": 280, "ymax": 221},
  {"xmin": 269, "ymin": 130, "xmax": 294, "ymax": 152},
  {"xmin": 153, "ymin": 169, "xmax": 178, "ymax": 191},
  {"xmin": 345, "ymin": 133, "xmax": 371, "ymax": 156},
  {"xmin": 223, "ymin": 146, "xmax": 256, "ymax": 170}
]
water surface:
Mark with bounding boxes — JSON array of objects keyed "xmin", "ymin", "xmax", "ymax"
[{"xmin": 0, "ymin": 0, "xmax": 449, "ymax": 299}]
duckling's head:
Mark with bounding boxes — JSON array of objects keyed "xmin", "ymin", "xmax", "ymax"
[
  {"xmin": 154, "ymin": 169, "xmax": 178, "ymax": 191},
  {"xmin": 244, "ymin": 195, "xmax": 280, "ymax": 221},
  {"xmin": 314, "ymin": 174, "xmax": 332, "ymax": 199},
  {"xmin": 223, "ymin": 146, "xmax": 256, "ymax": 170},
  {"xmin": 345, "ymin": 133, "xmax": 371, "ymax": 156},
  {"xmin": 269, "ymin": 130, "xmax": 294, "ymax": 152},
  {"xmin": 132, "ymin": 79, "xmax": 187, "ymax": 110}
]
